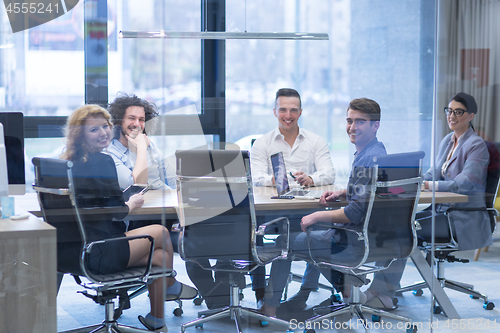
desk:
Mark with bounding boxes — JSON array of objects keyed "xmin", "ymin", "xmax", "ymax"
[
  {"xmin": 16, "ymin": 186, "xmax": 469, "ymax": 220},
  {"xmin": 0, "ymin": 214, "xmax": 57, "ymax": 332},
  {"xmin": 16, "ymin": 187, "xmax": 465, "ymax": 319}
]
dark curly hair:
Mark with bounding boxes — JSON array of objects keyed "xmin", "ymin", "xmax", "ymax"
[{"xmin": 108, "ymin": 93, "xmax": 159, "ymax": 139}]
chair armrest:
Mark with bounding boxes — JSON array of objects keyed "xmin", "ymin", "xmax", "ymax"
[
  {"xmin": 445, "ymin": 206, "xmax": 500, "ymax": 217},
  {"xmin": 255, "ymin": 216, "xmax": 290, "ymax": 263},
  {"xmin": 171, "ymin": 222, "xmax": 181, "ymax": 232},
  {"xmin": 446, "ymin": 206, "xmax": 487, "ymax": 213},
  {"xmin": 80, "ymin": 206, "xmax": 130, "ymax": 220},
  {"xmin": 302, "ymin": 223, "xmax": 366, "ymax": 272},
  {"xmin": 84, "ymin": 234, "xmax": 155, "ymax": 283},
  {"xmin": 309, "ymin": 222, "xmax": 365, "ymax": 240},
  {"xmin": 256, "ymin": 216, "xmax": 289, "ymax": 236}
]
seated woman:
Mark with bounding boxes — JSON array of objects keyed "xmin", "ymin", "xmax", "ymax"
[
  {"xmin": 364, "ymin": 92, "xmax": 492, "ymax": 310},
  {"xmin": 60, "ymin": 105, "xmax": 196, "ymax": 332}
]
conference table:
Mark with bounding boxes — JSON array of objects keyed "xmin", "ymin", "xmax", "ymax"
[
  {"xmin": 16, "ymin": 185, "xmax": 466, "ymax": 319},
  {"xmin": 17, "ymin": 185, "xmax": 467, "ymax": 220}
]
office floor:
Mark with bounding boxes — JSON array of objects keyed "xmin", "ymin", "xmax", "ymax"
[{"xmin": 57, "ymin": 243, "xmax": 500, "ymax": 333}]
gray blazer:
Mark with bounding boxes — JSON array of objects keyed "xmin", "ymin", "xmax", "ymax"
[{"xmin": 424, "ymin": 127, "xmax": 492, "ymax": 251}]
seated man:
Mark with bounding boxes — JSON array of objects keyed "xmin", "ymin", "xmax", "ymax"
[
  {"xmin": 251, "ymin": 88, "xmax": 335, "ymax": 309},
  {"xmin": 107, "ymin": 93, "xmax": 176, "ymax": 191},
  {"xmin": 108, "ymin": 93, "xmax": 234, "ymax": 309},
  {"xmin": 259, "ymin": 97, "xmax": 387, "ymax": 317},
  {"xmin": 107, "ymin": 94, "xmax": 198, "ymax": 303}
]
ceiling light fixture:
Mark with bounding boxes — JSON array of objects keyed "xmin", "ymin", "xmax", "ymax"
[{"xmin": 119, "ymin": 31, "xmax": 329, "ymax": 40}]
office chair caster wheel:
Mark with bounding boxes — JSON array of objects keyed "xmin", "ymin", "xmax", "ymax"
[
  {"xmin": 372, "ymin": 314, "xmax": 381, "ymax": 322},
  {"xmin": 433, "ymin": 305, "xmax": 442, "ymax": 314},
  {"xmin": 393, "ymin": 297, "xmax": 399, "ymax": 306},
  {"xmin": 412, "ymin": 289, "xmax": 423, "ymax": 296},
  {"xmin": 173, "ymin": 307, "xmax": 183, "ymax": 316},
  {"xmin": 195, "ymin": 323, "xmax": 203, "ymax": 329},
  {"xmin": 483, "ymin": 301, "xmax": 494, "ymax": 310},
  {"xmin": 305, "ymin": 329, "xmax": 315, "ymax": 333},
  {"xmin": 239, "ymin": 291, "xmax": 244, "ymax": 301},
  {"xmin": 331, "ymin": 293, "xmax": 342, "ymax": 303},
  {"xmin": 193, "ymin": 297, "xmax": 203, "ymax": 305},
  {"xmin": 259, "ymin": 320, "xmax": 269, "ymax": 327}
]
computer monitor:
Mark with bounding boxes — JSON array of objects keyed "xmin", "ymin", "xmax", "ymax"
[
  {"xmin": 0, "ymin": 112, "xmax": 26, "ymax": 195},
  {"xmin": 0, "ymin": 123, "xmax": 8, "ymax": 197}
]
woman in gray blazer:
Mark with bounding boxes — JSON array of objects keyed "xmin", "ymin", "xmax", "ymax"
[{"xmin": 363, "ymin": 92, "xmax": 492, "ymax": 310}]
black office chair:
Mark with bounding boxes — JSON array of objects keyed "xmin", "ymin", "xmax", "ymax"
[
  {"xmin": 175, "ymin": 148, "xmax": 291, "ymax": 332},
  {"xmin": 397, "ymin": 142, "xmax": 498, "ymax": 312},
  {"xmin": 473, "ymin": 141, "xmax": 500, "ymax": 261},
  {"xmin": 299, "ymin": 151, "xmax": 425, "ymax": 333},
  {"xmin": 32, "ymin": 157, "xmax": 175, "ymax": 333}
]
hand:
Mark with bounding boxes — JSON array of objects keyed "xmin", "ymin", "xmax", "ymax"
[
  {"xmin": 126, "ymin": 193, "xmax": 145, "ymax": 211},
  {"xmin": 292, "ymin": 171, "xmax": 314, "ymax": 187},
  {"xmin": 125, "ymin": 132, "xmax": 150, "ymax": 151},
  {"xmin": 319, "ymin": 190, "xmax": 343, "ymax": 206},
  {"xmin": 300, "ymin": 211, "xmax": 322, "ymax": 232}
]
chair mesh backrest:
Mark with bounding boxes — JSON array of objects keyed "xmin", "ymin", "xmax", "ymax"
[
  {"xmin": 309, "ymin": 151, "xmax": 423, "ymax": 270},
  {"xmin": 364, "ymin": 151, "xmax": 424, "ymax": 263},
  {"xmin": 33, "ymin": 157, "xmax": 82, "ymax": 273},
  {"xmin": 485, "ymin": 142, "xmax": 500, "ymax": 204},
  {"xmin": 33, "ymin": 156, "xmax": 127, "ymax": 275},
  {"xmin": 484, "ymin": 141, "xmax": 500, "ymax": 232},
  {"xmin": 176, "ymin": 149, "xmax": 254, "ymax": 263}
]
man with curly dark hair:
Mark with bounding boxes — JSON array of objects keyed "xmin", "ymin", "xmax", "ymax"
[
  {"xmin": 108, "ymin": 94, "xmax": 233, "ymax": 309},
  {"xmin": 107, "ymin": 93, "xmax": 176, "ymax": 190}
]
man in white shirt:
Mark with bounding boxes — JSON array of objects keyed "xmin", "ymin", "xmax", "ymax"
[
  {"xmin": 250, "ymin": 88, "xmax": 336, "ymax": 309},
  {"xmin": 251, "ymin": 89, "xmax": 335, "ymax": 187}
]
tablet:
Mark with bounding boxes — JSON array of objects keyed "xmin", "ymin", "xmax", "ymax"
[{"xmin": 123, "ymin": 183, "xmax": 151, "ymax": 201}]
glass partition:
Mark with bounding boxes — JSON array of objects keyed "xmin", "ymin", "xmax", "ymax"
[{"xmin": 2, "ymin": 0, "xmax": 499, "ymax": 332}]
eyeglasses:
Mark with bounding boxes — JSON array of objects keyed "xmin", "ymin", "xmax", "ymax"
[{"xmin": 444, "ymin": 107, "xmax": 467, "ymax": 117}]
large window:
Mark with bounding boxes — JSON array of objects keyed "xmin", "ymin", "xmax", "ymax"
[
  {"xmin": 226, "ymin": 0, "xmax": 435, "ymax": 182},
  {"xmin": 116, "ymin": 0, "xmax": 201, "ymax": 115}
]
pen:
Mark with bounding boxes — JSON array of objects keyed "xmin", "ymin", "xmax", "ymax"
[{"xmin": 289, "ymin": 172, "xmax": 297, "ymax": 180}]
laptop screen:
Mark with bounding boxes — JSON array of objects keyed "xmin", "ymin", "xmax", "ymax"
[{"xmin": 270, "ymin": 151, "xmax": 290, "ymax": 196}]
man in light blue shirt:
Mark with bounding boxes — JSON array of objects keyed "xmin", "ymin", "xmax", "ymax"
[
  {"xmin": 107, "ymin": 94, "xmax": 176, "ymax": 190},
  {"xmin": 107, "ymin": 93, "xmax": 198, "ymax": 305}
]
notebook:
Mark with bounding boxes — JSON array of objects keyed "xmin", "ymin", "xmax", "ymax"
[{"xmin": 270, "ymin": 151, "xmax": 322, "ymax": 199}]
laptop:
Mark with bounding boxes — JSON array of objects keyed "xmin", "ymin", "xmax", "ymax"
[{"xmin": 270, "ymin": 151, "xmax": 322, "ymax": 199}]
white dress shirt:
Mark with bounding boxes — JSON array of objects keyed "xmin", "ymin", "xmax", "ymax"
[{"xmin": 250, "ymin": 127, "xmax": 335, "ymax": 186}]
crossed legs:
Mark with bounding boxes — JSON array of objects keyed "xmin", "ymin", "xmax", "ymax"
[{"xmin": 127, "ymin": 224, "xmax": 174, "ymax": 323}]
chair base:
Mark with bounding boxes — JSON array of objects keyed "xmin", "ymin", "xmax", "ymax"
[
  {"xmin": 180, "ymin": 285, "xmax": 290, "ymax": 333},
  {"xmin": 398, "ymin": 278, "xmax": 489, "ymax": 302},
  {"xmin": 307, "ymin": 286, "xmax": 413, "ymax": 333},
  {"xmin": 398, "ymin": 257, "xmax": 489, "ymax": 303},
  {"xmin": 61, "ymin": 323, "xmax": 148, "ymax": 333},
  {"xmin": 59, "ymin": 300, "xmax": 153, "ymax": 333}
]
